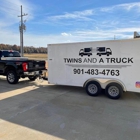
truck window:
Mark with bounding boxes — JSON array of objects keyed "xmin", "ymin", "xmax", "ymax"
[
  {"xmin": 2, "ymin": 51, "xmax": 20, "ymax": 57},
  {"xmin": 85, "ymin": 48, "xmax": 91, "ymax": 52},
  {"xmin": 97, "ymin": 47, "xmax": 105, "ymax": 52}
]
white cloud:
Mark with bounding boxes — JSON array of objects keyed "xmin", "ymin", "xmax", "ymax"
[
  {"xmin": 115, "ymin": 28, "xmax": 140, "ymax": 33},
  {"xmin": 100, "ymin": 2, "xmax": 140, "ymax": 12},
  {"xmin": 24, "ymin": 27, "xmax": 140, "ymax": 46},
  {"xmin": 48, "ymin": 10, "xmax": 94, "ymax": 21},
  {"xmin": 0, "ymin": 0, "xmax": 34, "ymax": 27},
  {"xmin": 119, "ymin": 2, "xmax": 140, "ymax": 11},
  {"xmin": 61, "ymin": 33, "xmax": 72, "ymax": 36},
  {"xmin": 0, "ymin": 0, "xmax": 36, "ymax": 46},
  {"xmin": 0, "ymin": 26, "xmax": 139, "ymax": 47},
  {"xmin": 46, "ymin": 2, "xmax": 140, "ymax": 23},
  {"xmin": 0, "ymin": 29, "xmax": 20, "ymax": 45},
  {"xmin": 44, "ymin": 2, "xmax": 140, "ymax": 30}
]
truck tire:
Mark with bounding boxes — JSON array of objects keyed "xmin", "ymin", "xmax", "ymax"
[
  {"xmin": 107, "ymin": 53, "xmax": 109, "ymax": 56},
  {"xmin": 7, "ymin": 70, "xmax": 19, "ymax": 84},
  {"xmin": 86, "ymin": 81, "xmax": 101, "ymax": 96},
  {"xmin": 28, "ymin": 76, "xmax": 37, "ymax": 81},
  {"xmin": 105, "ymin": 83, "xmax": 123, "ymax": 99}
]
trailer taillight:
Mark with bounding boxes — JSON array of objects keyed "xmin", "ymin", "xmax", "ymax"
[{"xmin": 22, "ymin": 63, "xmax": 28, "ymax": 71}]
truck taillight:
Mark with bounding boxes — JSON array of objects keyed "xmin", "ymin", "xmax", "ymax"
[{"xmin": 22, "ymin": 63, "xmax": 28, "ymax": 71}]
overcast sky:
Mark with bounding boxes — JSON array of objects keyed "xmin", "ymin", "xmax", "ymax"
[{"xmin": 0, "ymin": 0, "xmax": 140, "ymax": 47}]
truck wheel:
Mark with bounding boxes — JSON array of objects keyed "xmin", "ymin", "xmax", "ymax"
[
  {"xmin": 105, "ymin": 83, "xmax": 123, "ymax": 99},
  {"xmin": 86, "ymin": 81, "xmax": 101, "ymax": 96},
  {"xmin": 28, "ymin": 76, "xmax": 37, "ymax": 81},
  {"xmin": 7, "ymin": 70, "xmax": 19, "ymax": 84}
]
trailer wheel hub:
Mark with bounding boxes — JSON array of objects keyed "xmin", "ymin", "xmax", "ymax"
[
  {"xmin": 108, "ymin": 86, "xmax": 119, "ymax": 97},
  {"xmin": 88, "ymin": 84, "xmax": 98, "ymax": 94}
]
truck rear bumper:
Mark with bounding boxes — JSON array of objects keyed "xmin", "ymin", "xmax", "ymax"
[{"xmin": 24, "ymin": 70, "xmax": 46, "ymax": 76}]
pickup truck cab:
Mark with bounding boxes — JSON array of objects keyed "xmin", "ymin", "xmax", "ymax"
[{"xmin": 0, "ymin": 50, "xmax": 46, "ymax": 84}]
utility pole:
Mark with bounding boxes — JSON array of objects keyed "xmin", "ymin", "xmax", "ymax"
[{"xmin": 18, "ymin": 5, "xmax": 27, "ymax": 57}]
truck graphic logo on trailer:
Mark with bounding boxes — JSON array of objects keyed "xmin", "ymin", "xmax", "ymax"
[
  {"xmin": 79, "ymin": 48, "xmax": 92, "ymax": 57},
  {"xmin": 96, "ymin": 47, "xmax": 112, "ymax": 56},
  {"xmin": 79, "ymin": 47, "xmax": 112, "ymax": 57}
]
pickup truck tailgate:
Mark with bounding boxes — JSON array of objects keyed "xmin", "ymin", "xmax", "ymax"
[{"xmin": 28, "ymin": 60, "xmax": 46, "ymax": 71}]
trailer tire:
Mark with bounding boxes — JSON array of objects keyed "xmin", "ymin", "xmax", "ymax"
[
  {"xmin": 7, "ymin": 70, "xmax": 19, "ymax": 84},
  {"xmin": 86, "ymin": 81, "xmax": 101, "ymax": 96},
  {"xmin": 105, "ymin": 83, "xmax": 123, "ymax": 99},
  {"xmin": 28, "ymin": 76, "xmax": 37, "ymax": 81}
]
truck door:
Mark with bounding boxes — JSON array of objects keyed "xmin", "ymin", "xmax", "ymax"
[
  {"xmin": 0, "ymin": 51, "xmax": 4, "ymax": 73},
  {"xmin": 106, "ymin": 48, "xmax": 112, "ymax": 56}
]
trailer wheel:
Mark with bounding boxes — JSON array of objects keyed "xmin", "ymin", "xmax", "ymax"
[
  {"xmin": 105, "ymin": 83, "xmax": 123, "ymax": 99},
  {"xmin": 28, "ymin": 76, "xmax": 37, "ymax": 81},
  {"xmin": 86, "ymin": 81, "xmax": 101, "ymax": 96},
  {"xmin": 7, "ymin": 70, "xmax": 19, "ymax": 84}
]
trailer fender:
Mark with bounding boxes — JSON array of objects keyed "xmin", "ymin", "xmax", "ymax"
[
  {"xmin": 83, "ymin": 78, "xmax": 126, "ymax": 92},
  {"xmin": 104, "ymin": 80, "xmax": 126, "ymax": 92}
]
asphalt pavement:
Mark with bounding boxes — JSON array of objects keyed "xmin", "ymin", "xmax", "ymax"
[{"xmin": 0, "ymin": 76, "xmax": 140, "ymax": 140}]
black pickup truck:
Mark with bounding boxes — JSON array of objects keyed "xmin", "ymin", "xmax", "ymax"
[{"xmin": 0, "ymin": 50, "xmax": 46, "ymax": 84}]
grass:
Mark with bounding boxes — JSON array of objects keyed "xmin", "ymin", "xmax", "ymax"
[
  {"xmin": 24, "ymin": 53, "xmax": 48, "ymax": 68},
  {"xmin": 24, "ymin": 53, "xmax": 48, "ymax": 60}
]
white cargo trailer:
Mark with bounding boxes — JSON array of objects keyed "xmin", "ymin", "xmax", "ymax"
[{"xmin": 45, "ymin": 37, "xmax": 140, "ymax": 99}]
